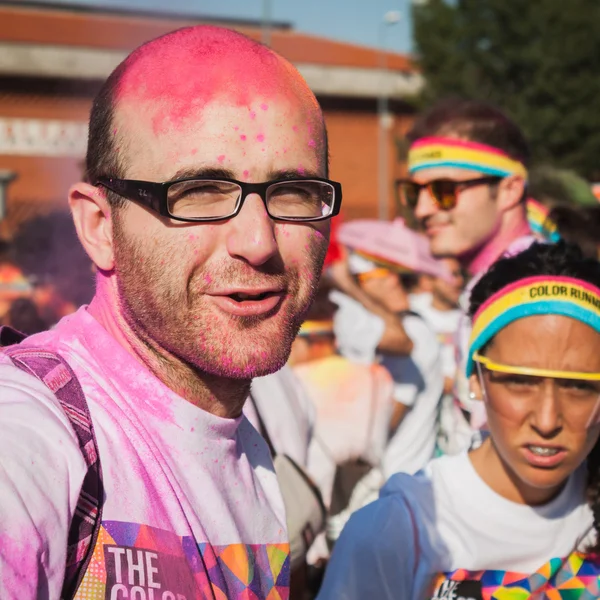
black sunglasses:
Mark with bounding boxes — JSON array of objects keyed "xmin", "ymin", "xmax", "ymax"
[
  {"xmin": 395, "ymin": 176, "xmax": 502, "ymax": 210},
  {"xmin": 96, "ymin": 175, "xmax": 343, "ymax": 223}
]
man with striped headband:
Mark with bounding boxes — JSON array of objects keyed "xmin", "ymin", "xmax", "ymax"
[{"xmin": 398, "ymin": 99, "xmax": 536, "ymax": 451}]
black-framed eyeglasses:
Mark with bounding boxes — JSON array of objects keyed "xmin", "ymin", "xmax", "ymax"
[
  {"xmin": 95, "ymin": 176, "xmax": 343, "ymax": 223},
  {"xmin": 395, "ymin": 176, "xmax": 502, "ymax": 211}
]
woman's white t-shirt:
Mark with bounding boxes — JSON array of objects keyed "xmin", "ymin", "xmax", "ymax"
[{"xmin": 317, "ymin": 452, "xmax": 598, "ymax": 600}]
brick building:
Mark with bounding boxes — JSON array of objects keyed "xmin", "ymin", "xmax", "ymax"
[{"xmin": 0, "ymin": 1, "xmax": 422, "ymax": 238}]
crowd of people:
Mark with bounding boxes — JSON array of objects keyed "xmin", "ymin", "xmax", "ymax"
[{"xmin": 1, "ymin": 23, "xmax": 600, "ymax": 600}]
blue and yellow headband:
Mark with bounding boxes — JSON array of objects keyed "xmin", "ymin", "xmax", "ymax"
[
  {"xmin": 408, "ymin": 136, "xmax": 528, "ymax": 180},
  {"xmin": 466, "ymin": 275, "xmax": 600, "ymax": 377}
]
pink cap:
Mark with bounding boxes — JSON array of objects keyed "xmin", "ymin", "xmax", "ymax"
[{"xmin": 338, "ymin": 218, "xmax": 452, "ymax": 280}]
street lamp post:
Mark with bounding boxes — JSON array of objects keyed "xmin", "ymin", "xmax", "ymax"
[
  {"xmin": 377, "ymin": 10, "xmax": 401, "ymax": 220},
  {"xmin": 0, "ymin": 170, "xmax": 17, "ymax": 221},
  {"xmin": 262, "ymin": 0, "xmax": 272, "ymax": 46}
]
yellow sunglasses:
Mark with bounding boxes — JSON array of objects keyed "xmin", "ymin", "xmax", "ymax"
[
  {"xmin": 473, "ymin": 352, "xmax": 600, "ymax": 381},
  {"xmin": 357, "ymin": 268, "xmax": 394, "ymax": 283}
]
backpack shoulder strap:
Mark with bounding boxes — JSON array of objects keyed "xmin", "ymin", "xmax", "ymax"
[
  {"xmin": 2, "ymin": 342, "xmax": 104, "ymax": 600},
  {"xmin": 0, "ymin": 325, "xmax": 27, "ymax": 347}
]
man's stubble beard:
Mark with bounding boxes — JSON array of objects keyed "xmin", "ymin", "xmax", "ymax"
[{"xmin": 112, "ymin": 221, "xmax": 328, "ymax": 381}]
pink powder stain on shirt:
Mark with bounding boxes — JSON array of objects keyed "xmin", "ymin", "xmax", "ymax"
[
  {"xmin": 256, "ymin": 133, "xmax": 265, "ymax": 142},
  {"xmin": 217, "ymin": 155, "xmax": 226, "ymax": 163}
]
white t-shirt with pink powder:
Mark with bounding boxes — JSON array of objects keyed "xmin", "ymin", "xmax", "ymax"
[{"xmin": 0, "ymin": 307, "xmax": 290, "ymax": 600}]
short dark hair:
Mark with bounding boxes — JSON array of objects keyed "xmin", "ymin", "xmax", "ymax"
[
  {"xmin": 85, "ymin": 60, "xmax": 130, "ymax": 209},
  {"xmin": 407, "ymin": 98, "xmax": 530, "ymax": 166},
  {"xmin": 468, "ymin": 240, "xmax": 600, "ymax": 551}
]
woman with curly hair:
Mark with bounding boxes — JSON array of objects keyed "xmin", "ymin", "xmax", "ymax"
[{"xmin": 317, "ymin": 242, "xmax": 600, "ymax": 600}]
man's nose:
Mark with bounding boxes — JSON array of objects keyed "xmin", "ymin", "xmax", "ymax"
[{"xmin": 225, "ymin": 193, "xmax": 278, "ymax": 266}]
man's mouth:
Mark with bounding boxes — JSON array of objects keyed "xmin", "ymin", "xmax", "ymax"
[
  {"xmin": 228, "ymin": 291, "xmax": 279, "ymax": 302},
  {"xmin": 208, "ymin": 287, "xmax": 286, "ymax": 317}
]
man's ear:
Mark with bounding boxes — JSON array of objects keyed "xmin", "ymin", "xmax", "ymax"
[
  {"xmin": 496, "ymin": 174, "xmax": 527, "ymax": 213},
  {"xmin": 68, "ymin": 182, "xmax": 116, "ymax": 271}
]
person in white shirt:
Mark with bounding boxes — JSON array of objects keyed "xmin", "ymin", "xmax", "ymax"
[
  {"xmin": 410, "ymin": 257, "xmax": 465, "ymax": 454},
  {"xmin": 333, "ymin": 254, "xmax": 443, "ymax": 478},
  {"xmin": 289, "ymin": 285, "xmax": 395, "ymax": 567},
  {"xmin": 318, "ymin": 242, "xmax": 600, "ymax": 600},
  {"xmin": 0, "ymin": 25, "xmax": 340, "ymax": 599},
  {"xmin": 290, "ymin": 285, "xmax": 394, "ymax": 508},
  {"xmin": 245, "ymin": 367, "xmax": 316, "ymax": 470},
  {"xmin": 410, "ymin": 257, "xmax": 464, "ymax": 392}
]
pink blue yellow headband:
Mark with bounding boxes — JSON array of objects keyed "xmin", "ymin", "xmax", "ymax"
[
  {"xmin": 466, "ymin": 276, "xmax": 600, "ymax": 377},
  {"xmin": 408, "ymin": 136, "xmax": 528, "ymax": 180},
  {"xmin": 526, "ymin": 199, "xmax": 561, "ymax": 243}
]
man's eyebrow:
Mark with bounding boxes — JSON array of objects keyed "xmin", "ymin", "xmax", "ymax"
[
  {"xmin": 268, "ymin": 169, "xmax": 323, "ymax": 180},
  {"xmin": 166, "ymin": 167, "xmax": 324, "ymax": 182},
  {"xmin": 167, "ymin": 167, "xmax": 236, "ymax": 181}
]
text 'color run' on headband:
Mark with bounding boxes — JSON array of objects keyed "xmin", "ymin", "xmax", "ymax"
[{"xmin": 466, "ymin": 276, "xmax": 600, "ymax": 377}]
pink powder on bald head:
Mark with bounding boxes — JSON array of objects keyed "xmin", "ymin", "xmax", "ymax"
[
  {"xmin": 243, "ymin": 170, "xmax": 250, "ymax": 178},
  {"xmin": 240, "ymin": 134, "xmax": 247, "ymax": 141},
  {"xmin": 217, "ymin": 154, "xmax": 226, "ymax": 163},
  {"xmin": 256, "ymin": 134, "xmax": 265, "ymax": 142},
  {"xmin": 292, "ymin": 125, "xmax": 299, "ymax": 132},
  {"xmin": 116, "ymin": 25, "xmax": 320, "ymax": 134},
  {"xmin": 249, "ymin": 111, "xmax": 257, "ymax": 120},
  {"xmin": 260, "ymin": 103, "xmax": 269, "ymax": 111},
  {"xmin": 308, "ymin": 139, "xmax": 316, "ymax": 148}
]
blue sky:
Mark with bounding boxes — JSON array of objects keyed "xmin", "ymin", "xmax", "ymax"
[{"xmin": 31, "ymin": 0, "xmax": 415, "ymax": 53}]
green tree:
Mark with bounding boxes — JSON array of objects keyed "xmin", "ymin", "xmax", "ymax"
[{"xmin": 412, "ymin": 0, "xmax": 600, "ymax": 180}]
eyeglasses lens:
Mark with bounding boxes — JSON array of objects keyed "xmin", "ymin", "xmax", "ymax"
[
  {"xmin": 400, "ymin": 182, "xmax": 420, "ymax": 208},
  {"xmin": 430, "ymin": 181, "xmax": 458, "ymax": 210},
  {"xmin": 267, "ymin": 181, "xmax": 334, "ymax": 219}
]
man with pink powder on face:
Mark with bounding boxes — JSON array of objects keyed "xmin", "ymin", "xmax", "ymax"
[
  {"xmin": 397, "ymin": 99, "xmax": 534, "ymax": 452},
  {"xmin": 0, "ymin": 26, "xmax": 340, "ymax": 599}
]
